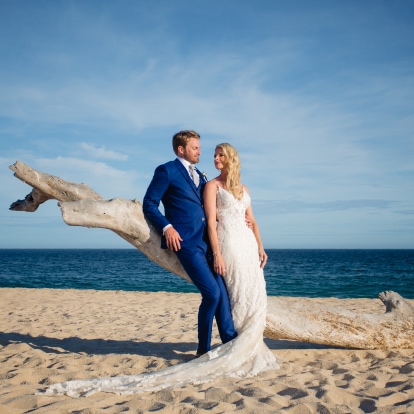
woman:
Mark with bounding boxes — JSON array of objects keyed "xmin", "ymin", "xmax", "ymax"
[
  {"xmin": 202, "ymin": 143, "xmax": 277, "ymax": 371},
  {"xmin": 43, "ymin": 143, "xmax": 279, "ymax": 398},
  {"xmin": 204, "ymin": 143, "xmax": 270, "ymax": 329}
]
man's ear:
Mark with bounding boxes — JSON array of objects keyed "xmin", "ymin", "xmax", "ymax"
[{"xmin": 177, "ymin": 146, "xmax": 184, "ymax": 156}]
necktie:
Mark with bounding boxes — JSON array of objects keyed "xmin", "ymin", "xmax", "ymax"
[{"xmin": 189, "ymin": 165, "xmax": 199, "ymax": 187}]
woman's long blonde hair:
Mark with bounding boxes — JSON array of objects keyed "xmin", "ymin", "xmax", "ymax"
[{"xmin": 216, "ymin": 143, "xmax": 243, "ymax": 200}]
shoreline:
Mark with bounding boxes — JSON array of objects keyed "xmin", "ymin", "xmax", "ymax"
[
  {"xmin": 1, "ymin": 288, "xmax": 413, "ymax": 413},
  {"xmin": 3, "ymin": 285, "xmax": 413, "ymax": 300}
]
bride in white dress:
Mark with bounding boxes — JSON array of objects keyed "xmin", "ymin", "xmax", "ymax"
[{"xmin": 43, "ymin": 143, "xmax": 279, "ymax": 397}]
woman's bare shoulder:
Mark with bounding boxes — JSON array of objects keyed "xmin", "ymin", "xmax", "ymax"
[
  {"xmin": 205, "ymin": 179, "xmax": 216, "ymax": 188},
  {"xmin": 207, "ymin": 178, "xmax": 224, "ymax": 189}
]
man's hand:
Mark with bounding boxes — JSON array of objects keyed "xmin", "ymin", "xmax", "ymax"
[
  {"xmin": 164, "ymin": 226, "xmax": 183, "ymax": 251},
  {"xmin": 245, "ymin": 215, "xmax": 253, "ymax": 229}
]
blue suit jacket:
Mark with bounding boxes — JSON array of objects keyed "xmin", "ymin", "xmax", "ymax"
[{"xmin": 143, "ymin": 159, "xmax": 208, "ymax": 250}]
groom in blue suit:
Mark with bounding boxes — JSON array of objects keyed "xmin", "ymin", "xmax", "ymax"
[{"xmin": 143, "ymin": 130, "xmax": 237, "ymax": 357}]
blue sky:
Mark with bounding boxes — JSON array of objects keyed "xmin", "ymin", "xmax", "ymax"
[{"xmin": 1, "ymin": 0, "xmax": 413, "ymax": 249}]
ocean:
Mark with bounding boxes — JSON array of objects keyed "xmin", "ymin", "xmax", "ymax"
[{"xmin": 0, "ymin": 249, "xmax": 413, "ymax": 299}]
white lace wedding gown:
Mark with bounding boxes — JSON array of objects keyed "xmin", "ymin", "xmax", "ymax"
[{"xmin": 44, "ymin": 187, "xmax": 279, "ymax": 397}]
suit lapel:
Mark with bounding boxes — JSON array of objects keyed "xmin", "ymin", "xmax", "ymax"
[{"xmin": 174, "ymin": 159, "xmax": 201, "ymax": 200}]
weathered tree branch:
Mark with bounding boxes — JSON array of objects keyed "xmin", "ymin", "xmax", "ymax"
[
  {"xmin": 9, "ymin": 161, "xmax": 414, "ymax": 349},
  {"xmin": 265, "ymin": 290, "xmax": 414, "ymax": 348}
]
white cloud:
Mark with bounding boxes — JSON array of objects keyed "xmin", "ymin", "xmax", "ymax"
[
  {"xmin": 80, "ymin": 143, "xmax": 128, "ymax": 161},
  {"xmin": 35, "ymin": 157, "xmax": 143, "ymax": 199},
  {"xmin": 255, "ymin": 199, "xmax": 398, "ymax": 215}
]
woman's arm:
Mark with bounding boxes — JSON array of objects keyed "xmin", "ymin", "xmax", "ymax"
[
  {"xmin": 204, "ymin": 181, "xmax": 227, "ymax": 276},
  {"xmin": 244, "ymin": 186, "xmax": 268, "ymax": 269}
]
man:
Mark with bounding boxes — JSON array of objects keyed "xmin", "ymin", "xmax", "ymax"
[{"xmin": 143, "ymin": 130, "xmax": 237, "ymax": 357}]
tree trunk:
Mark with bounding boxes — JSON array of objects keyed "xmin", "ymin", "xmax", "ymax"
[{"xmin": 9, "ymin": 161, "xmax": 414, "ymax": 349}]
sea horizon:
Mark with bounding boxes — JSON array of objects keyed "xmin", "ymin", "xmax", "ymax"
[
  {"xmin": 1, "ymin": 248, "xmax": 413, "ymax": 299},
  {"xmin": 2, "ymin": 247, "xmax": 413, "ymax": 250}
]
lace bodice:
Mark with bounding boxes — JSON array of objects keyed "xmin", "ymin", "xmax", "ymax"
[{"xmin": 216, "ymin": 186, "xmax": 250, "ymax": 224}]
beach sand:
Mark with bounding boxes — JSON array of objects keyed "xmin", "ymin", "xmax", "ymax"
[{"xmin": 0, "ymin": 288, "xmax": 413, "ymax": 413}]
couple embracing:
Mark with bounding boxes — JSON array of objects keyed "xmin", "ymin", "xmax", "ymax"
[{"xmin": 44, "ymin": 130, "xmax": 279, "ymax": 397}]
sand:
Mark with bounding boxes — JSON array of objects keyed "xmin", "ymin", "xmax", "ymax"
[{"xmin": 0, "ymin": 288, "xmax": 413, "ymax": 414}]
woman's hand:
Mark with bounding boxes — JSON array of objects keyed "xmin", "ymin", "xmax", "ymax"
[
  {"xmin": 213, "ymin": 252, "xmax": 227, "ymax": 276},
  {"xmin": 258, "ymin": 247, "xmax": 268, "ymax": 269}
]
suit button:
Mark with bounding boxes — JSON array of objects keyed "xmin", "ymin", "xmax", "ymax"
[{"xmin": 201, "ymin": 218, "xmax": 205, "ymax": 221}]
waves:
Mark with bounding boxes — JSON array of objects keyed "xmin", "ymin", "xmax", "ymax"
[{"xmin": 1, "ymin": 249, "xmax": 413, "ymax": 298}]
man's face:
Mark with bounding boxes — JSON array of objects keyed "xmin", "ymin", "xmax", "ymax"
[{"xmin": 180, "ymin": 137, "xmax": 201, "ymax": 164}]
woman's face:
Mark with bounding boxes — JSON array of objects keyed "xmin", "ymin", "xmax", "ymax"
[{"xmin": 214, "ymin": 147, "xmax": 226, "ymax": 170}]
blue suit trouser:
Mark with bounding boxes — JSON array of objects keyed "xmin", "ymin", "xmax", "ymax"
[{"xmin": 175, "ymin": 247, "xmax": 237, "ymax": 352}]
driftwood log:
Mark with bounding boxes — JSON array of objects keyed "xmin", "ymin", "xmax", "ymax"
[{"xmin": 9, "ymin": 160, "xmax": 414, "ymax": 349}]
